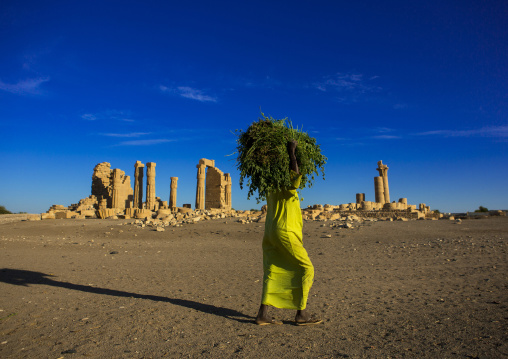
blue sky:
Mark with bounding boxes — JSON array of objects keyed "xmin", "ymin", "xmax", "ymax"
[{"xmin": 1, "ymin": 0, "xmax": 507, "ymax": 214}]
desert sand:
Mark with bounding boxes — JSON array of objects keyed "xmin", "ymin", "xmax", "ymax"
[{"xmin": 0, "ymin": 216, "xmax": 506, "ymax": 358}]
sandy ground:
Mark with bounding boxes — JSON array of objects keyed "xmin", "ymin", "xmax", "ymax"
[{"xmin": 0, "ymin": 216, "xmax": 506, "ymax": 358}]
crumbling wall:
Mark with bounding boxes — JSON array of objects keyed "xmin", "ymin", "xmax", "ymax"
[
  {"xmin": 92, "ymin": 162, "xmax": 111, "ymax": 205},
  {"xmin": 91, "ymin": 162, "xmax": 133, "ymax": 209},
  {"xmin": 205, "ymin": 167, "xmax": 226, "ymax": 209}
]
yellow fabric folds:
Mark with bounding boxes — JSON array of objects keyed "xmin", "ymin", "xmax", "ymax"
[{"xmin": 261, "ymin": 172, "xmax": 314, "ymax": 310}]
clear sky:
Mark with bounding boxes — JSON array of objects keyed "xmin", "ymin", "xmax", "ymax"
[{"xmin": 1, "ymin": 0, "xmax": 507, "ymax": 214}]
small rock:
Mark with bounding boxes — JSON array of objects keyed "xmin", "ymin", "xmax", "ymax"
[{"xmin": 156, "ymin": 227, "xmax": 165, "ymax": 232}]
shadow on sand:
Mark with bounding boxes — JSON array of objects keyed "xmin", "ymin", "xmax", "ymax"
[{"xmin": 0, "ymin": 268, "xmax": 252, "ymax": 323}]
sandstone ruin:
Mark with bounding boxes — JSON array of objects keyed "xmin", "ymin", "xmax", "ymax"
[
  {"xmin": 43, "ymin": 159, "xmax": 232, "ymax": 221},
  {"xmin": 40, "ymin": 159, "xmax": 448, "ymax": 227},
  {"xmin": 195, "ymin": 159, "xmax": 232, "ymax": 210},
  {"xmin": 300, "ymin": 160, "xmax": 437, "ymax": 221}
]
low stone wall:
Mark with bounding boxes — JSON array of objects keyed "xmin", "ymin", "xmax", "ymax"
[
  {"xmin": 330, "ymin": 210, "xmax": 420, "ymax": 220},
  {"xmin": 0, "ymin": 214, "xmax": 41, "ymax": 224}
]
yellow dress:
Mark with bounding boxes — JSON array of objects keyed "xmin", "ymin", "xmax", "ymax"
[{"xmin": 261, "ymin": 172, "xmax": 314, "ymax": 310}]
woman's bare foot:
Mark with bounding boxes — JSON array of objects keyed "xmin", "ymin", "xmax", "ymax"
[
  {"xmin": 295, "ymin": 309, "xmax": 323, "ymax": 326},
  {"xmin": 255, "ymin": 304, "xmax": 283, "ymax": 325}
]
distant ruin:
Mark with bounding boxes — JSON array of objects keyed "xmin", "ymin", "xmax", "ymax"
[
  {"xmin": 41, "ymin": 159, "xmax": 442, "ymax": 224},
  {"xmin": 195, "ymin": 158, "xmax": 232, "ymax": 211},
  {"xmin": 301, "ymin": 160, "xmax": 435, "ymax": 220},
  {"xmin": 43, "ymin": 159, "xmax": 232, "ymax": 220}
]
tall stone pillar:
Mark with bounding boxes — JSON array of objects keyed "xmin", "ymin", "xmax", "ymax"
[
  {"xmin": 356, "ymin": 193, "xmax": 365, "ymax": 204},
  {"xmin": 374, "ymin": 176, "xmax": 385, "ymax": 204},
  {"xmin": 376, "ymin": 160, "xmax": 390, "ymax": 203},
  {"xmin": 111, "ymin": 169, "xmax": 122, "ymax": 208},
  {"xmin": 133, "ymin": 161, "xmax": 144, "ymax": 209},
  {"xmin": 146, "ymin": 162, "xmax": 156, "ymax": 210},
  {"xmin": 169, "ymin": 177, "xmax": 178, "ymax": 209},
  {"xmin": 225, "ymin": 173, "xmax": 232, "ymax": 209},
  {"xmin": 195, "ymin": 163, "xmax": 206, "ymax": 210}
]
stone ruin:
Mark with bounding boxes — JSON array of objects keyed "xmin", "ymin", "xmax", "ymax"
[
  {"xmin": 40, "ymin": 158, "xmax": 448, "ymax": 227},
  {"xmin": 42, "ymin": 158, "xmax": 232, "ymax": 220},
  {"xmin": 195, "ymin": 158, "xmax": 232, "ymax": 211},
  {"xmin": 301, "ymin": 160, "xmax": 439, "ymax": 221}
]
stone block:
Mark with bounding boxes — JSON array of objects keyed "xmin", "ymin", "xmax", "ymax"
[
  {"xmin": 134, "ymin": 209, "xmax": 153, "ymax": 219},
  {"xmin": 97, "ymin": 209, "xmax": 117, "ymax": 219},
  {"xmin": 55, "ymin": 211, "xmax": 72, "ymax": 219},
  {"xmin": 157, "ymin": 209, "xmax": 173, "ymax": 217},
  {"xmin": 80, "ymin": 210, "xmax": 96, "ymax": 217},
  {"xmin": 41, "ymin": 212, "xmax": 56, "ymax": 220},
  {"xmin": 125, "ymin": 208, "xmax": 136, "ymax": 217}
]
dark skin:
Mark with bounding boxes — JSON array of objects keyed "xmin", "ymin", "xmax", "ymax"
[{"xmin": 255, "ymin": 140, "xmax": 319, "ymax": 325}]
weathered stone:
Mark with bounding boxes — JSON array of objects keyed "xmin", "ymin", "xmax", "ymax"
[
  {"xmin": 92, "ymin": 162, "xmax": 133, "ymax": 209},
  {"xmin": 41, "ymin": 212, "xmax": 55, "ymax": 220},
  {"xmin": 169, "ymin": 177, "xmax": 178, "ymax": 209},
  {"xmin": 134, "ymin": 209, "xmax": 153, "ymax": 219},
  {"xmin": 376, "ymin": 160, "xmax": 390, "ymax": 203},
  {"xmin": 55, "ymin": 211, "xmax": 72, "ymax": 219},
  {"xmin": 374, "ymin": 176, "xmax": 385, "ymax": 204},
  {"xmin": 97, "ymin": 208, "xmax": 117, "ymax": 219},
  {"xmin": 146, "ymin": 162, "xmax": 156, "ymax": 211}
]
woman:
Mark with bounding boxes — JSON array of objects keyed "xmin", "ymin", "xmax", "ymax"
[{"xmin": 255, "ymin": 140, "xmax": 322, "ymax": 326}]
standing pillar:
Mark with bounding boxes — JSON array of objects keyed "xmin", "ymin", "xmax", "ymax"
[
  {"xmin": 225, "ymin": 173, "xmax": 232, "ymax": 209},
  {"xmin": 195, "ymin": 163, "xmax": 206, "ymax": 210},
  {"xmin": 146, "ymin": 162, "xmax": 156, "ymax": 210},
  {"xmin": 169, "ymin": 177, "xmax": 178, "ymax": 209},
  {"xmin": 376, "ymin": 160, "xmax": 390, "ymax": 203},
  {"xmin": 133, "ymin": 161, "xmax": 144, "ymax": 209},
  {"xmin": 356, "ymin": 193, "xmax": 365, "ymax": 204},
  {"xmin": 111, "ymin": 169, "xmax": 122, "ymax": 208},
  {"xmin": 374, "ymin": 176, "xmax": 385, "ymax": 204}
]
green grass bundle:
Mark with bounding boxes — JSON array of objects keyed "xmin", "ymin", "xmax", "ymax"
[{"xmin": 235, "ymin": 112, "xmax": 327, "ymax": 202}]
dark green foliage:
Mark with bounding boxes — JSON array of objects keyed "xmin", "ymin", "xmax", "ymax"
[
  {"xmin": 235, "ymin": 112, "xmax": 326, "ymax": 202},
  {"xmin": 475, "ymin": 206, "xmax": 489, "ymax": 213},
  {"xmin": 0, "ymin": 205, "xmax": 12, "ymax": 215},
  {"xmin": 433, "ymin": 209, "xmax": 440, "ymax": 214}
]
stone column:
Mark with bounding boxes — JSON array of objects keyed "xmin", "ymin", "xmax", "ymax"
[
  {"xmin": 374, "ymin": 176, "xmax": 385, "ymax": 204},
  {"xmin": 225, "ymin": 173, "xmax": 232, "ymax": 209},
  {"xmin": 133, "ymin": 161, "xmax": 144, "ymax": 209},
  {"xmin": 111, "ymin": 169, "xmax": 122, "ymax": 208},
  {"xmin": 356, "ymin": 193, "xmax": 365, "ymax": 204},
  {"xmin": 376, "ymin": 160, "xmax": 390, "ymax": 203},
  {"xmin": 169, "ymin": 177, "xmax": 178, "ymax": 209},
  {"xmin": 195, "ymin": 163, "xmax": 206, "ymax": 210},
  {"xmin": 146, "ymin": 162, "xmax": 156, "ymax": 210}
]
